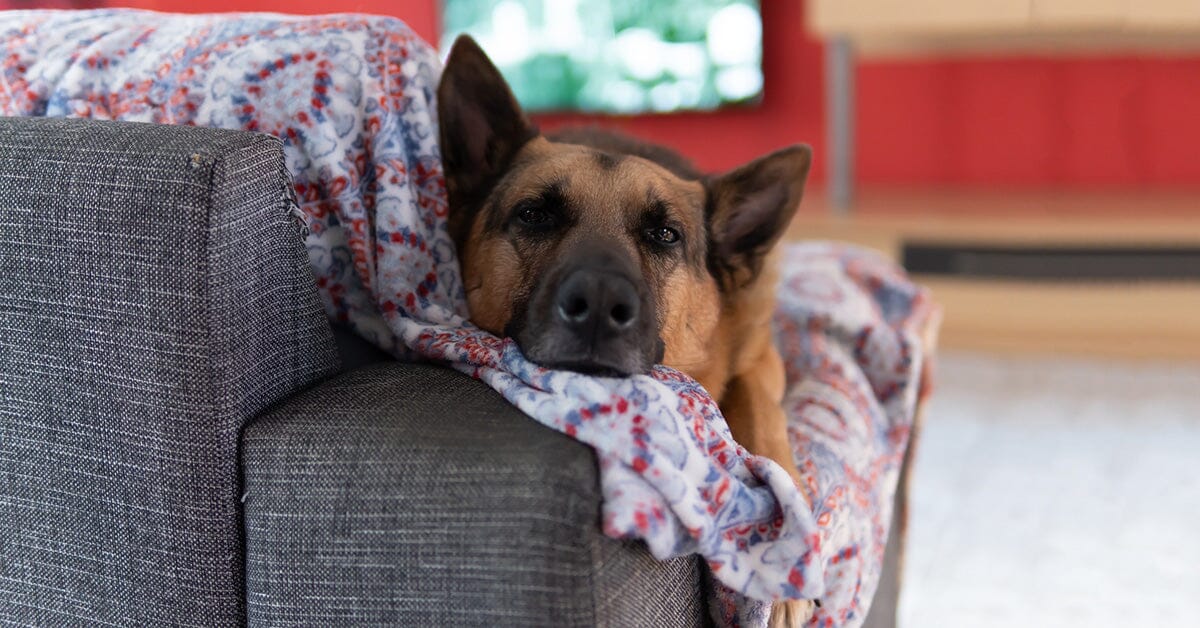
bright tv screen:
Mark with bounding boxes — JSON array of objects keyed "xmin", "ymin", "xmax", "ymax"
[{"xmin": 440, "ymin": 0, "xmax": 764, "ymax": 114}]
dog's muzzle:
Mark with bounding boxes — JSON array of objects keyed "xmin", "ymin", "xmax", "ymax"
[{"xmin": 510, "ymin": 244, "xmax": 661, "ymax": 377}]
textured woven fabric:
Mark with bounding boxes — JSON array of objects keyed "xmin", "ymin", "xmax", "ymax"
[
  {"xmin": 241, "ymin": 363, "xmax": 706, "ymax": 627},
  {"xmin": 0, "ymin": 116, "xmax": 340, "ymax": 626},
  {"xmin": 2, "ymin": 12, "xmax": 937, "ymax": 626}
]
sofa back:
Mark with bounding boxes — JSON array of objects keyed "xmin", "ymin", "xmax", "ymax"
[{"xmin": 0, "ymin": 117, "xmax": 339, "ymax": 626}]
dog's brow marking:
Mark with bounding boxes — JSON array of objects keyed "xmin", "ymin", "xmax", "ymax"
[
  {"xmin": 496, "ymin": 177, "xmax": 574, "ymax": 232},
  {"xmin": 592, "ymin": 150, "xmax": 620, "ymax": 170},
  {"xmin": 646, "ymin": 197, "xmax": 670, "ymax": 218},
  {"xmin": 540, "ymin": 179, "xmax": 569, "ymax": 206},
  {"xmin": 527, "ymin": 178, "xmax": 577, "ymax": 226},
  {"xmin": 482, "ymin": 197, "xmax": 507, "ymax": 235},
  {"xmin": 642, "ymin": 196, "xmax": 679, "ymax": 232}
]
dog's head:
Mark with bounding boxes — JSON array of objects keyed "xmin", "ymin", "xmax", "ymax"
[{"xmin": 438, "ymin": 36, "xmax": 810, "ymax": 377}]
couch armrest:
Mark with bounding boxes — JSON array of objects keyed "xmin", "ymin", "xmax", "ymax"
[
  {"xmin": 240, "ymin": 363, "xmax": 707, "ymax": 627},
  {"xmin": 0, "ymin": 117, "xmax": 339, "ymax": 625}
]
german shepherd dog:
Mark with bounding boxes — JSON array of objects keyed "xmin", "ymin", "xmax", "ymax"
[{"xmin": 438, "ymin": 36, "xmax": 814, "ymax": 625}]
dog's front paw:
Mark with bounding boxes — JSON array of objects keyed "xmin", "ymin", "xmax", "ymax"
[{"xmin": 768, "ymin": 599, "xmax": 815, "ymax": 628}]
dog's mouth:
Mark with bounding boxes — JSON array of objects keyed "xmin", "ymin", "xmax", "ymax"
[
  {"xmin": 536, "ymin": 358, "xmax": 632, "ymax": 378},
  {"xmin": 506, "ymin": 318, "xmax": 663, "ymax": 378}
]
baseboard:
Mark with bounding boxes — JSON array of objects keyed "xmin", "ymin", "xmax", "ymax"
[{"xmin": 902, "ymin": 243, "xmax": 1200, "ymax": 281}]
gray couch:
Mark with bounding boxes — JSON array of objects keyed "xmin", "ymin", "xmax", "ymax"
[{"xmin": 0, "ymin": 117, "xmax": 904, "ymax": 627}]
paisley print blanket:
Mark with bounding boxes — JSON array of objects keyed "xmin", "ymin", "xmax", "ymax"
[{"xmin": 1, "ymin": 10, "xmax": 937, "ymax": 626}]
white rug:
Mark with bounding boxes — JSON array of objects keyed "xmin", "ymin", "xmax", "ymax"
[{"xmin": 900, "ymin": 352, "xmax": 1200, "ymax": 628}]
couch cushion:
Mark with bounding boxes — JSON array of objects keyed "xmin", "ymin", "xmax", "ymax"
[
  {"xmin": 241, "ymin": 363, "xmax": 706, "ymax": 627},
  {"xmin": 0, "ymin": 117, "xmax": 339, "ymax": 626}
]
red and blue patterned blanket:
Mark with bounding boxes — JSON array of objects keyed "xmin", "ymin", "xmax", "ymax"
[{"xmin": 2, "ymin": 10, "xmax": 937, "ymax": 626}]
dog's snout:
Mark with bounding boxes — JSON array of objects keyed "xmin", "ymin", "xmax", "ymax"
[
  {"xmin": 555, "ymin": 270, "xmax": 641, "ymax": 333},
  {"xmin": 511, "ymin": 242, "xmax": 661, "ymax": 377}
]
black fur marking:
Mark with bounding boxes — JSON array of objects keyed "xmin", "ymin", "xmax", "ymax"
[
  {"xmin": 547, "ymin": 127, "xmax": 701, "ymax": 180},
  {"xmin": 703, "ymin": 188, "xmax": 739, "ymax": 292},
  {"xmin": 638, "ymin": 195, "xmax": 696, "ymax": 266},
  {"xmin": 642, "ymin": 197, "xmax": 671, "ymax": 228},
  {"xmin": 505, "ymin": 178, "xmax": 577, "ymax": 241},
  {"xmin": 438, "ymin": 35, "xmax": 540, "ymax": 251},
  {"xmin": 730, "ymin": 186, "xmax": 787, "ymax": 257},
  {"xmin": 443, "ymin": 123, "xmax": 538, "ymax": 247},
  {"xmin": 480, "ymin": 177, "xmax": 573, "ymax": 236},
  {"xmin": 502, "ymin": 285, "xmax": 533, "ymax": 341},
  {"xmin": 539, "ymin": 179, "xmax": 571, "ymax": 213},
  {"xmin": 479, "ymin": 172, "xmax": 521, "ymax": 236},
  {"xmin": 481, "ymin": 196, "xmax": 508, "ymax": 237},
  {"xmin": 592, "ymin": 150, "xmax": 621, "ymax": 170},
  {"xmin": 703, "ymin": 146, "xmax": 809, "ymax": 293},
  {"xmin": 704, "ymin": 183, "xmax": 780, "ymax": 292}
]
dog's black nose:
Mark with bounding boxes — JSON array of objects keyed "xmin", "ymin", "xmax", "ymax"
[{"xmin": 555, "ymin": 269, "xmax": 640, "ymax": 334}]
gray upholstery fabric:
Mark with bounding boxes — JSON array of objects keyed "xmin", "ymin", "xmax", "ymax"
[
  {"xmin": 242, "ymin": 363, "xmax": 707, "ymax": 627},
  {"xmin": 0, "ymin": 117, "xmax": 340, "ymax": 626}
]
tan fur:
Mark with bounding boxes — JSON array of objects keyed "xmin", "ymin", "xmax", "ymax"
[
  {"xmin": 681, "ymin": 251, "xmax": 805, "ymax": 489},
  {"xmin": 769, "ymin": 600, "xmax": 817, "ymax": 627},
  {"xmin": 659, "ymin": 273, "xmax": 720, "ymax": 374},
  {"xmin": 462, "ymin": 219, "xmax": 522, "ymax": 334}
]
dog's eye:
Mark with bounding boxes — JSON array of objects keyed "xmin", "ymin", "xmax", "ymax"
[
  {"xmin": 515, "ymin": 204, "xmax": 552, "ymax": 228},
  {"xmin": 646, "ymin": 226, "xmax": 681, "ymax": 245}
]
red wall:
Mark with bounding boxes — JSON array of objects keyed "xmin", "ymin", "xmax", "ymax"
[
  {"xmin": 858, "ymin": 55, "xmax": 1200, "ymax": 187},
  {"xmin": 31, "ymin": 0, "xmax": 1200, "ymax": 187},
  {"xmin": 114, "ymin": 0, "xmax": 439, "ymax": 45}
]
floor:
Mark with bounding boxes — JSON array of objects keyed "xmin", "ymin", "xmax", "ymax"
[{"xmin": 900, "ymin": 351, "xmax": 1200, "ymax": 627}]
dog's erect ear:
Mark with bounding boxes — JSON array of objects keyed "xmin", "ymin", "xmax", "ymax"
[
  {"xmin": 438, "ymin": 35, "xmax": 537, "ymax": 243},
  {"xmin": 706, "ymin": 145, "xmax": 812, "ymax": 289}
]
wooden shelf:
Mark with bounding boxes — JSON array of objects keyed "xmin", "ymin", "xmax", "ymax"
[{"xmin": 809, "ymin": 0, "xmax": 1200, "ymax": 57}]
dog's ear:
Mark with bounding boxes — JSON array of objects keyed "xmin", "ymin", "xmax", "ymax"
[
  {"xmin": 706, "ymin": 145, "xmax": 812, "ymax": 289},
  {"xmin": 438, "ymin": 35, "xmax": 537, "ymax": 243}
]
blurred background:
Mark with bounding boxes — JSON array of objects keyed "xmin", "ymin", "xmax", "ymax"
[
  {"xmin": 5, "ymin": 1, "xmax": 1198, "ymax": 625},
  {"xmin": 440, "ymin": 0, "xmax": 765, "ymax": 113}
]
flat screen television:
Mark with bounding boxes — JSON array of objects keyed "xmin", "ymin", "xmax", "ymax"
[{"xmin": 440, "ymin": 0, "xmax": 763, "ymax": 114}]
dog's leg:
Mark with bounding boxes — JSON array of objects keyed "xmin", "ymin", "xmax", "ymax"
[
  {"xmin": 722, "ymin": 346, "xmax": 817, "ymax": 626},
  {"xmin": 720, "ymin": 344, "xmax": 805, "ymax": 492}
]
